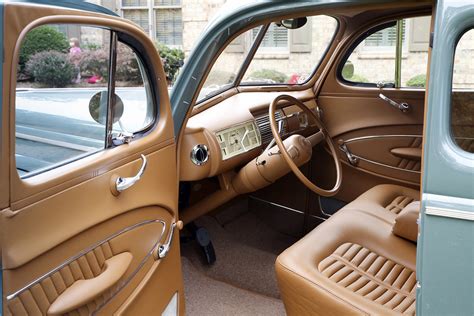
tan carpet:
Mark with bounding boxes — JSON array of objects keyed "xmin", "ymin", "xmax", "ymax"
[
  {"xmin": 181, "ymin": 211, "xmax": 295, "ymax": 298},
  {"xmin": 182, "ymin": 257, "xmax": 286, "ymax": 316}
]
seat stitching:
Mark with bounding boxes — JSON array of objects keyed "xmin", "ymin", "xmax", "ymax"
[
  {"xmin": 327, "ymin": 253, "xmax": 415, "ymax": 299},
  {"xmin": 277, "ymin": 260, "xmax": 370, "ymax": 315}
]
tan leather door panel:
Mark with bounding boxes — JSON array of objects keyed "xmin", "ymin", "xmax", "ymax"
[
  {"xmin": 1, "ymin": 3, "xmax": 183, "ymax": 315},
  {"xmin": 316, "ymin": 89, "xmax": 425, "ymax": 201}
]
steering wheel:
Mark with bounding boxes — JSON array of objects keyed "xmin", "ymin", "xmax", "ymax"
[{"xmin": 269, "ymin": 94, "xmax": 342, "ymax": 197}]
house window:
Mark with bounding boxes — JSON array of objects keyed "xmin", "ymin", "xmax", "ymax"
[
  {"xmin": 120, "ymin": 0, "xmax": 183, "ymax": 46},
  {"xmin": 252, "ymin": 24, "xmax": 289, "ymax": 51},
  {"xmin": 341, "ymin": 16, "xmax": 430, "ymax": 87},
  {"xmin": 363, "ymin": 21, "xmax": 406, "ymax": 49}
]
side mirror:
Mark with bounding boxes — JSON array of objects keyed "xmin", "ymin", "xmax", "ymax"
[
  {"xmin": 88, "ymin": 91, "xmax": 124, "ymax": 125},
  {"xmin": 279, "ymin": 17, "xmax": 307, "ymax": 30}
]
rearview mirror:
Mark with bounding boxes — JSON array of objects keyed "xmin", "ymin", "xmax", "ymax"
[
  {"xmin": 88, "ymin": 91, "xmax": 124, "ymax": 125},
  {"xmin": 279, "ymin": 17, "xmax": 307, "ymax": 29}
]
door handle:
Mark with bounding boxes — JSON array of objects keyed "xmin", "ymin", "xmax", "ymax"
[
  {"xmin": 379, "ymin": 93, "xmax": 410, "ymax": 113},
  {"xmin": 115, "ymin": 154, "xmax": 147, "ymax": 193},
  {"xmin": 48, "ymin": 252, "xmax": 133, "ymax": 315}
]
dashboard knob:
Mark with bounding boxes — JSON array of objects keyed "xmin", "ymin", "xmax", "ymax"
[{"xmin": 190, "ymin": 144, "xmax": 209, "ymax": 166}]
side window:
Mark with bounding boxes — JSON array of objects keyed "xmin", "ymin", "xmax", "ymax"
[
  {"xmin": 451, "ymin": 29, "xmax": 474, "ymax": 153},
  {"xmin": 15, "ymin": 24, "xmax": 154, "ymax": 177},
  {"xmin": 241, "ymin": 15, "xmax": 337, "ymax": 85},
  {"xmin": 341, "ymin": 16, "xmax": 431, "ymax": 88}
]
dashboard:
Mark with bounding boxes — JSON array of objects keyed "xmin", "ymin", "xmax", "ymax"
[
  {"xmin": 179, "ymin": 91, "xmax": 317, "ymax": 181},
  {"xmin": 216, "ymin": 121, "xmax": 261, "ymax": 160}
]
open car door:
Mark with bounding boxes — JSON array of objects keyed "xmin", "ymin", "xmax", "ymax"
[{"xmin": 1, "ymin": 2, "xmax": 184, "ymax": 315}]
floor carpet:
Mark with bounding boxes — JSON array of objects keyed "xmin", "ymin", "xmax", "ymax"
[
  {"xmin": 181, "ymin": 203, "xmax": 297, "ymax": 315},
  {"xmin": 182, "ymin": 257, "xmax": 286, "ymax": 316}
]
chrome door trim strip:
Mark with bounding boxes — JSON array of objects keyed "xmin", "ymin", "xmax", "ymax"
[
  {"xmin": 6, "ymin": 219, "xmax": 166, "ymax": 301},
  {"xmin": 338, "ymin": 134, "xmax": 422, "ymax": 174},
  {"xmin": 353, "ymin": 155, "xmax": 421, "ymax": 174},
  {"xmin": 425, "ymin": 207, "xmax": 474, "ymax": 221},
  {"xmin": 344, "ymin": 134, "xmax": 422, "ymax": 144}
]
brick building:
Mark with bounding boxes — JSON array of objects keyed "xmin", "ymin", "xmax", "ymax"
[{"xmin": 87, "ymin": 0, "xmax": 472, "ymax": 88}]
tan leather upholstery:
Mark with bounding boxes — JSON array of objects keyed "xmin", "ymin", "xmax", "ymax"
[
  {"xmin": 276, "ymin": 184, "xmax": 420, "ymax": 315},
  {"xmin": 393, "ymin": 201, "xmax": 420, "ymax": 243},
  {"xmin": 343, "ymin": 184, "xmax": 420, "ymax": 223}
]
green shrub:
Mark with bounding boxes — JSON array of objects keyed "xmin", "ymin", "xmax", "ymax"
[
  {"xmin": 116, "ymin": 45, "xmax": 142, "ymax": 84},
  {"xmin": 406, "ymin": 74, "xmax": 426, "ymax": 88},
  {"xmin": 25, "ymin": 51, "xmax": 75, "ymax": 87},
  {"xmin": 77, "ymin": 49, "xmax": 110, "ymax": 79},
  {"xmin": 248, "ymin": 69, "xmax": 288, "ymax": 83},
  {"xmin": 342, "ymin": 61, "xmax": 354, "ymax": 79},
  {"xmin": 19, "ymin": 25, "xmax": 69, "ymax": 70},
  {"xmin": 156, "ymin": 43, "xmax": 184, "ymax": 83}
]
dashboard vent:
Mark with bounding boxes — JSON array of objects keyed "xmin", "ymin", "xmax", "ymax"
[{"xmin": 255, "ymin": 111, "xmax": 287, "ymax": 144}]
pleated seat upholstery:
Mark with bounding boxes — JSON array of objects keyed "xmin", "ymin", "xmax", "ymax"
[{"xmin": 275, "ymin": 185, "xmax": 419, "ymax": 316}]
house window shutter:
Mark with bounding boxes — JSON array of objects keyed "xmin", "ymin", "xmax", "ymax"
[
  {"xmin": 408, "ymin": 16, "xmax": 430, "ymax": 52},
  {"xmin": 252, "ymin": 24, "xmax": 288, "ymax": 48},
  {"xmin": 290, "ymin": 19, "xmax": 312, "ymax": 53},
  {"xmin": 123, "ymin": 9, "xmax": 150, "ymax": 34},
  {"xmin": 155, "ymin": 8, "xmax": 183, "ymax": 46}
]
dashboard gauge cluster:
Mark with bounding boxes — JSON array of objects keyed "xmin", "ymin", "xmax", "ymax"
[{"xmin": 215, "ymin": 121, "xmax": 261, "ymax": 160}]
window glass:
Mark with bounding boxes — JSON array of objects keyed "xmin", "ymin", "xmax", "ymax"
[
  {"xmin": 115, "ymin": 42, "xmax": 155, "ymax": 134},
  {"xmin": 241, "ymin": 15, "xmax": 337, "ymax": 85},
  {"xmin": 197, "ymin": 27, "xmax": 259, "ymax": 102},
  {"xmin": 341, "ymin": 16, "xmax": 430, "ymax": 88},
  {"xmin": 401, "ymin": 16, "xmax": 430, "ymax": 88},
  {"xmin": 451, "ymin": 29, "xmax": 474, "ymax": 153},
  {"xmin": 15, "ymin": 24, "xmax": 155, "ymax": 177},
  {"xmin": 16, "ymin": 25, "xmax": 111, "ymax": 177}
]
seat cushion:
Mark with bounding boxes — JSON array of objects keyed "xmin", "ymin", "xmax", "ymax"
[
  {"xmin": 275, "ymin": 185, "xmax": 419, "ymax": 316},
  {"xmin": 343, "ymin": 184, "xmax": 420, "ymax": 223}
]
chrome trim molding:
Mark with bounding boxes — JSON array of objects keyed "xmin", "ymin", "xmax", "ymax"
[
  {"xmin": 354, "ymin": 155, "xmax": 421, "ymax": 174},
  {"xmin": 6, "ymin": 219, "xmax": 166, "ymax": 301},
  {"xmin": 425, "ymin": 207, "xmax": 474, "ymax": 221},
  {"xmin": 344, "ymin": 134, "xmax": 422, "ymax": 144},
  {"xmin": 249, "ymin": 196, "xmax": 327, "ymax": 222},
  {"xmin": 338, "ymin": 134, "xmax": 423, "ymax": 174}
]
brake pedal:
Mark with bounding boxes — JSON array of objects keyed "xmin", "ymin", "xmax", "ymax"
[
  {"xmin": 195, "ymin": 226, "xmax": 216, "ymax": 265},
  {"xmin": 186, "ymin": 222, "xmax": 216, "ymax": 265}
]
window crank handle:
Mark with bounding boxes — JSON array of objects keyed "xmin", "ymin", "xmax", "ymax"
[{"xmin": 379, "ymin": 93, "xmax": 410, "ymax": 113}]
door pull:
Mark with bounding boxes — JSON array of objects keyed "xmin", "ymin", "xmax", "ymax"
[{"xmin": 112, "ymin": 154, "xmax": 147, "ymax": 195}]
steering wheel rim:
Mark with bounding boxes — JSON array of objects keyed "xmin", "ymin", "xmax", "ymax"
[{"xmin": 269, "ymin": 94, "xmax": 342, "ymax": 197}]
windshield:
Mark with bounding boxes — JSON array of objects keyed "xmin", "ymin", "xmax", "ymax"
[
  {"xmin": 197, "ymin": 26, "xmax": 261, "ymax": 102},
  {"xmin": 196, "ymin": 15, "xmax": 338, "ymax": 104}
]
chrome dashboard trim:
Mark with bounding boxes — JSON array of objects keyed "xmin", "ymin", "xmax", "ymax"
[{"xmin": 190, "ymin": 144, "xmax": 210, "ymax": 166}]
